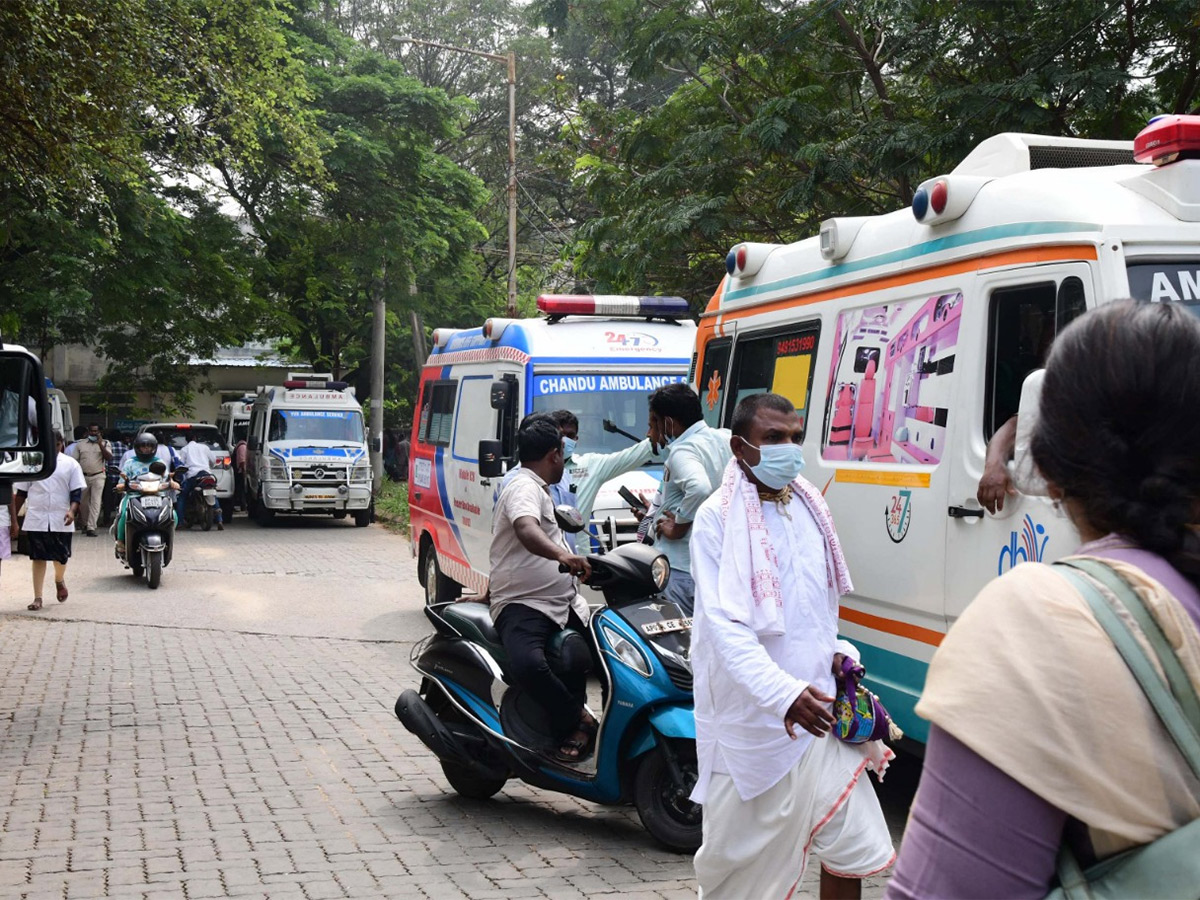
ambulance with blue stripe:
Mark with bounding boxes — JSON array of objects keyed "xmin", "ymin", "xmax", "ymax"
[
  {"xmin": 244, "ymin": 374, "xmax": 372, "ymax": 526},
  {"xmin": 410, "ymin": 295, "xmax": 696, "ymax": 605},
  {"xmin": 691, "ymin": 116, "xmax": 1200, "ymax": 744}
]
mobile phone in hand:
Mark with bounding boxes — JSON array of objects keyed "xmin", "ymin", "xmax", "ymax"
[{"xmin": 618, "ymin": 485, "xmax": 648, "ymax": 511}]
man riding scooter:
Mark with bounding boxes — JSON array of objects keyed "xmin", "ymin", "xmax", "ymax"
[
  {"xmin": 489, "ymin": 413, "xmax": 598, "ymax": 763},
  {"xmin": 114, "ymin": 433, "xmax": 177, "ymax": 556}
]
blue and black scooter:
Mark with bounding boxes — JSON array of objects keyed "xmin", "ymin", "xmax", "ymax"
[{"xmin": 395, "ymin": 509, "xmax": 700, "ymax": 852}]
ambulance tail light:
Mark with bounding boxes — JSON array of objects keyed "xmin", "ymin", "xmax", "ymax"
[
  {"xmin": 724, "ymin": 242, "xmax": 775, "ymax": 278},
  {"xmin": 536, "ymin": 295, "xmax": 689, "ymax": 319},
  {"xmin": 1134, "ymin": 114, "xmax": 1200, "ymax": 166},
  {"xmin": 482, "ymin": 318, "xmax": 515, "ymax": 342},
  {"xmin": 912, "ymin": 175, "xmax": 991, "ymax": 226},
  {"xmin": 432, "ymin": 328, "xmax": 464, "ymax": 349}
]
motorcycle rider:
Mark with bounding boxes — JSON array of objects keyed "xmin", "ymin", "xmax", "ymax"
[
  {"xmin": 114, "ymin": 433, "xmax": 177, "ymax": 556},
  {"xmin": 175, "ymin": 433, "xmax": 224, "ymax": 530},
  {"xmin": 488, "ymin": 413, "xmax": 598, "ymax": 763}
]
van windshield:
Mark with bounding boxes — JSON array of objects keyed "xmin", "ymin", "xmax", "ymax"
[
  {"xmin": 1126, "ymin": 261, "xmax": 1200, "ymax": 315},
  {"xmin": 530, "ymin": 371, "xmax": 685, "ymax": 458},
  {"xmin": 269, "ymin": 410, "xmax": 364, "ymax": 444}
]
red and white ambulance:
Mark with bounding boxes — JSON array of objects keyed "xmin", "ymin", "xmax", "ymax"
[{"xmin": 409, "ymin": 295, "xmax": 696, "ymax": 604}]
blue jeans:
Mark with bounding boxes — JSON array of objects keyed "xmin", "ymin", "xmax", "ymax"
[{"xmin": 661, "ymin": 568, "xmax": 695, "ymax": 617}]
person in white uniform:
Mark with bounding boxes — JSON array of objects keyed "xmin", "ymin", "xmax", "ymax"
[
  {"xmin": 689, "ymin": 393, "xmax": 894, "ymax": 899},
  {"xmin": 14, "ymin": 431, "xmax": 86, "ymax": 610}
]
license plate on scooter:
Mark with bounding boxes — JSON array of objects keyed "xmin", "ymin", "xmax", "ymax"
[
  {"xmin": 141, "ymin": 497, "xmax": 162, "ymax": 508},
  {"xmin": 642, "ymin": 617, "xmax": 692, "ymax": 635},
  {"xmin": 202, "ymin": 489, "xmax": 216, "ymax": 496}
]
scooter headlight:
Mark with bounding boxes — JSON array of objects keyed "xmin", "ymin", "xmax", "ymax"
[
  {"xmin": 650, "ymin": 555, "xmax": 670, "ymax": 592},
  {"xmin": 601, "ymin": 625, "xmax": 652, "ymax": 678}
]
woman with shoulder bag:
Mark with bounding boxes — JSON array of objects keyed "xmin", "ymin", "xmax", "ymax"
[{"xmin": 886, "ymin": 300, "xmax": 1200, "ymax": 899}]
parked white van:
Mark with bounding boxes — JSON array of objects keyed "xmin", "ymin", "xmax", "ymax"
[
  {"xmin": 692, "ymin": 115, "xmax": 1200, "ymax": 743},
  {"xmin": 244, "ymin": 374, "xmax": 372, "ymax": 526},
  {"xmin": 409, "ymin": 295, "xmax": 696, "ymax": 604}
]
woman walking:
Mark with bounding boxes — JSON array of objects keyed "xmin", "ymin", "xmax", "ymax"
[
  {"xmin": 14, "ymin": 431, "xmax": 86, "ymax": 610},
  {"xmin": 886, "ymin": 299, "xmax": 1200, "ymax": 898}
]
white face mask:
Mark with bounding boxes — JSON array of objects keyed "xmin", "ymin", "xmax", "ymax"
[{"xmin": 743, "ymin": 440, "xmax": 805, "ymax": 490}]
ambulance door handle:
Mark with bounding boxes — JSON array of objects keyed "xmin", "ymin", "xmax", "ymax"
[{"xmin": 948, "ymin": 505, "xmax": 985, "ymax": 519}]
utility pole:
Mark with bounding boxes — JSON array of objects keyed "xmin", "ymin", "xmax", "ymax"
[
  {"xmin": 393, "ymin": 36, "xmax": 518, "ymax": 315},
  {"xmin": 369, "ymin": 265, "xmax": 386, "ymax": 498}
]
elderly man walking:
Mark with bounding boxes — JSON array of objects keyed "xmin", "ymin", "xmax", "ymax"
[{"xmin": 689, "ymin": 393, "xmax": 894, "ymax": 899}]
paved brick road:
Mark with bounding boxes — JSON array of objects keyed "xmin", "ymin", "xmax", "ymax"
[{"xmin": 0, "ymin": 516, "xmax": 907, "ymax": 898}]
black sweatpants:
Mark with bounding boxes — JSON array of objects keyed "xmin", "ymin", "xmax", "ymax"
[{"xmin": 494, "ymin": 603, "xmax": 587, "ymax": 741}]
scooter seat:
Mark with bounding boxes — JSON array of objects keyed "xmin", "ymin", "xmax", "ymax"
[{"xmin": 441, "ymin": 602, "xmax": 503, "ymax": 653}]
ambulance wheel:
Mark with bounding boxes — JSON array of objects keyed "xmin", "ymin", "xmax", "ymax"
[
  {"xmin": 633, "ymin": 741, "xmax": 702, "ymax": 854},
  {"xmin": 353, "ymin": 507, "xmax": 371, "ymax": 527},
  {"xmin": 423, "ymin": 553, "xmax": 461, "ymax": 606},
  {"xmin": 255, "ymin": 493, "xmax": 274, "ymax": 525}
]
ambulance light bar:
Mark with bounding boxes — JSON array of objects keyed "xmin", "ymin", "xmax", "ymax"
[
  {"xmin": 912, "ymin": 174, "xmax": 991, "ymax": 226},
  {"xmin": 282, "ymin": 379, "xmax": 349, "ymax": 391},
  {"xmin": 537, "ymin": 295, "xmax": 690, "ymax": 318},
  {"xmin": 1134, "ymin": 114, "xmax": 1200, "ymax": 166}
]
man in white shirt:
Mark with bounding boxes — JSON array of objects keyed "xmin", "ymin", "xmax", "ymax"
[
  {"xmin": 489, "ymin": 414, "xmax": 595, "ymax": 764},
  {"xmin": 689, "ymin": 393, "xmax": 893, "ymax": 899},
  {"xmin": 646, "ymin": 383, "xmax": 731, "ymax": 615},
  {"xmin": 175, "ymin": 434, "xmax": 223, "ymax": 530}
]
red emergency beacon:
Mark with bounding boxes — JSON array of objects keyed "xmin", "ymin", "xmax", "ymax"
[{"xmin": 1133, "ymin": 115, "xmax": 1200, "ymax": 166}]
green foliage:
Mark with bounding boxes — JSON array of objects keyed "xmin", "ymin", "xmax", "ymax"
[{"xmin": 560, "ymin": 0, "xmax": 1200, "ymax": 304}]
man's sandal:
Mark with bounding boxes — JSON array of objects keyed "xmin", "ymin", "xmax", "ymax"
[
  {"xmin": 55, "ymin": 581, "xmax": 68, "ymax": 602},
  {"xmin": 555, "ymin": 731, "xmax": 593, "ymax": 763},
  {"xmin": 27, "ymin": 598, "xmax": 43, "ymax": 611}
]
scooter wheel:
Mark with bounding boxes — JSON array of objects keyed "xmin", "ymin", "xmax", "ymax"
[
  {"xmin": 633, "ymin": 741, "xmax": 703, "ymax": 854},
  {"xmin": 439, "ymin": 761, "xmax": 508, "ymax": 800},
  {"xmin": 147, "ymin": 554, "xmax": 162, "ymax": 589},
  {"xmin": 201, "ymin": 505, "xmax": 213, "ymax": 532}
]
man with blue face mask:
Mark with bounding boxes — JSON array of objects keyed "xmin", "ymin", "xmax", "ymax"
[
  {"xmin": 646, "ymin": 383, "xmax": 732, "ymax": 616},
  {"xmin": 688, "ymin": 393, "xmax": 893, "ymax": 900}
]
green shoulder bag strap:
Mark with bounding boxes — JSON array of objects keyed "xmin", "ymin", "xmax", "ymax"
[{"xmin": 1049, "ymin": 559, "xmax": 1200, "ymax": 900}]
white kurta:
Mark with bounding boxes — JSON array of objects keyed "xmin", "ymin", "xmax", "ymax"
[
  {"xmin": 690, "ymin": 491, "xmax": 857, "ymax": 803},
  {"xmin": 15, "ymin": 453, "xmax": 86, "ymax": 531}
]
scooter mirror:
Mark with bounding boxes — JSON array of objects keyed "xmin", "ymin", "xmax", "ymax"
[{"xmin": 554, "ymin": 504, "xmax": 586, "ymax": 533}]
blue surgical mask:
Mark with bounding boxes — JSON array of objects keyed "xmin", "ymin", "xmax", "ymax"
[
  {"xmin": 562, "ymin": 436, "xmax": 577, "ymax": 459},
  {"xmin": 745, "ymin": 441, "xmax": 805, "ymax": 490},
  {"xmin": 87, "ymin": 435, "xmax": 98, "ymax": 442}
]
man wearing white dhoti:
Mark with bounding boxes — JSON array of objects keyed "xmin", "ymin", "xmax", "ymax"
[{"xmin": 689, "ymin": 393, "xmax": 894, "ymax": 900}]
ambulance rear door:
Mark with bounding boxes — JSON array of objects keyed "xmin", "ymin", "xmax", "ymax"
[{"xmin": 943, "ymin": 262, "xmax": 1093, "ymax": 624}]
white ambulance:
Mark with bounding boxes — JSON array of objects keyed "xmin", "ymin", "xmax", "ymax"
[
  {"xmin": 216, "ymin": 396, "xmax": 254, "ymax": 448},
  {"xmin": 692, "ymin": 115, "xmax": 1200, "ymax": 744},
  {"xmin": 244, "ymin": 374, "xmax": 372, "ymax": 526},
  {"xmin": 409, "ymin": 295, "xmax": 696, "ymax": 604}
]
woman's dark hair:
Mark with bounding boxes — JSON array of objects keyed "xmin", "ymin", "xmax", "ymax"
[
  {"xmin": 1031, "ymin": 300, "xmax": 1200, "ymax": 588},
  {"xmin": 649, "ymin": 382, "xmax": 703, "ymax": 428},
  {"xmin": 517, "ymin": 413, "xmax": 562, "ymax": 464}
]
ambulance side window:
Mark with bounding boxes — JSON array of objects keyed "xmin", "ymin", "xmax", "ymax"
[
  {"xmin": 697, "ymin": 339, "xmax": 731, "ymax": 428},
  {"xmin": 419, "ymin": 380, "xmax": 457, "ymax": 447},
  {"xmin": 726, "ymin": 324, "xmax": 820, "ymax": 437},
  {"xmin": 984, "ymin": 276, "xmax": 1086, "ymax": 439}
]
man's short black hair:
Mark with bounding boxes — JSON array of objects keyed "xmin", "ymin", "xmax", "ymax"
[
  {"xmin": 517, "ymin": 413, "xmax": 563, "ymax": 464},
  {"xmin": 550, "ymin": 409, "xmax": 579, "ymax": 432},
  {"xmin": 731, "ymin": 392, "xmax": 796, "ymax": 438},
  {"xmin": 648, "ymin": 382, "xmax": 703, "ymax": 428}
]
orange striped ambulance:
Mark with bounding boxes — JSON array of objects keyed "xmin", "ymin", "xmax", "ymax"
[{"xmin": 691, "ymin": 116, "xmax": 1200, "ymax": 743}]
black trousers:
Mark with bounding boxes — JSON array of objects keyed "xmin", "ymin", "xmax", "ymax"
[{"xmin": 494, "ymin": 603, "xmax": 587, "ymax": 741}]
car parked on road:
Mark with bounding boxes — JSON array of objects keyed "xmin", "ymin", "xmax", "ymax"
[{"xmin": 143, "ymin": 422, "xmax": 236, "ymax": 521}]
